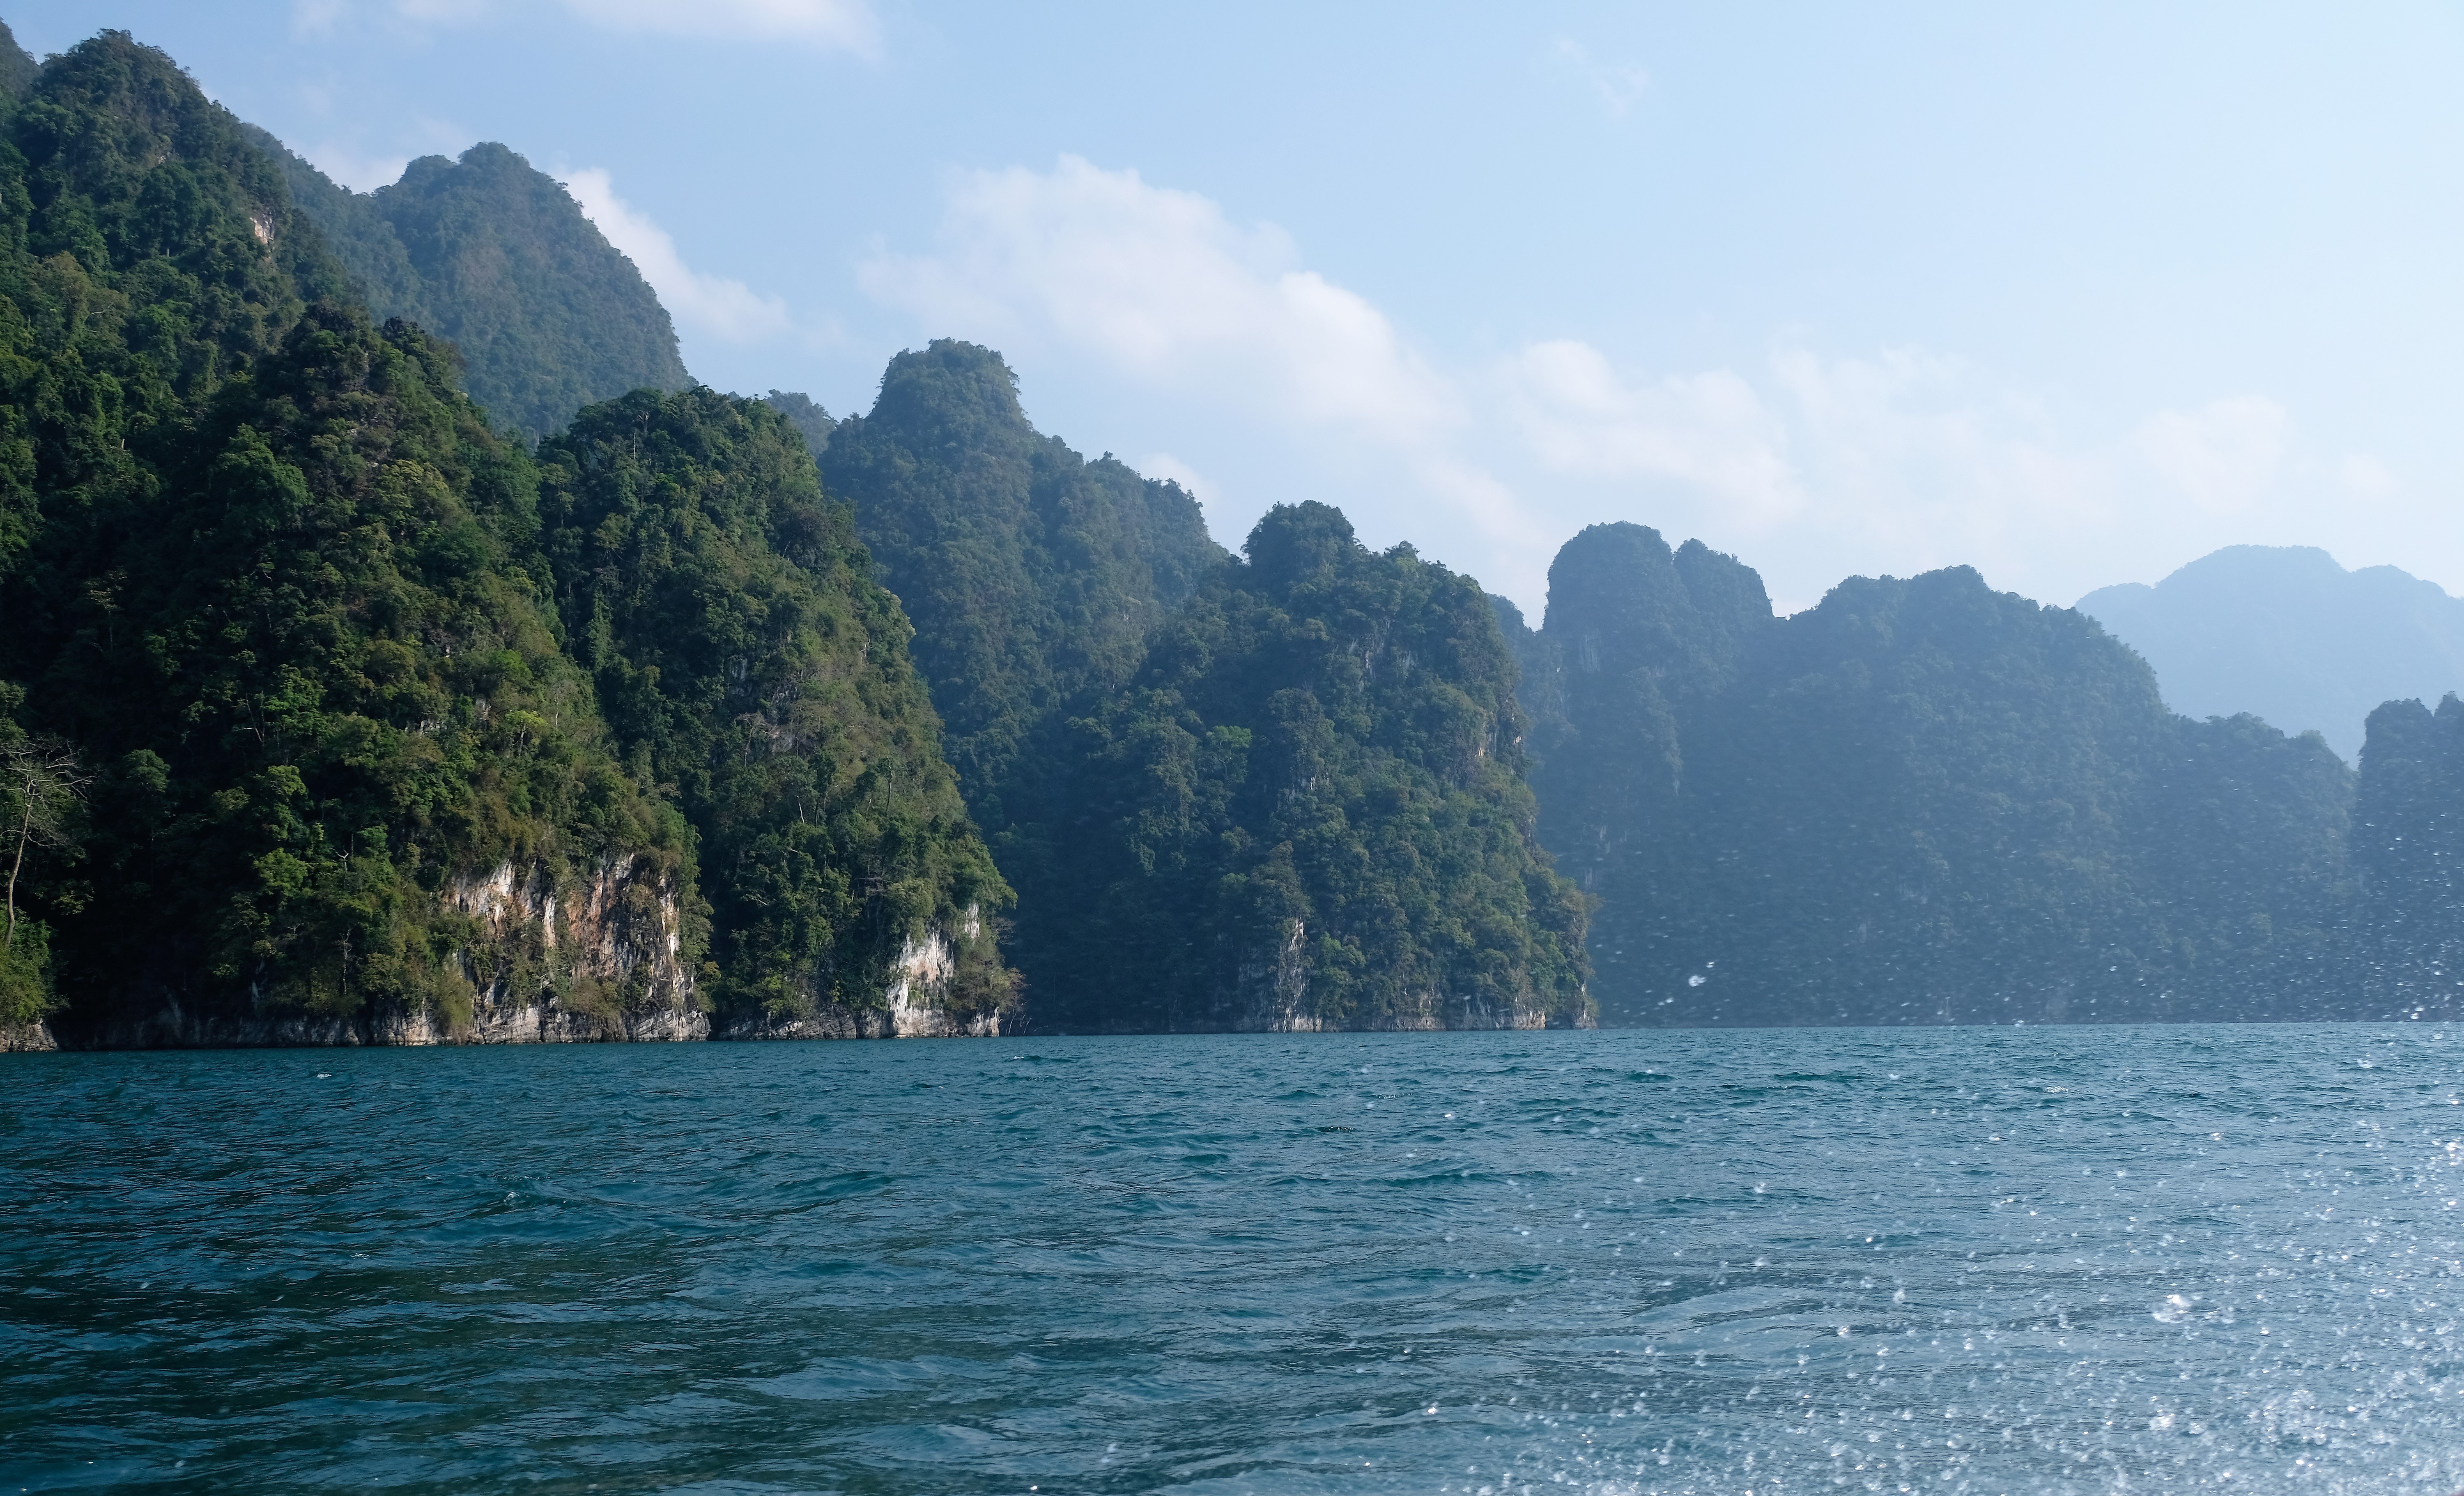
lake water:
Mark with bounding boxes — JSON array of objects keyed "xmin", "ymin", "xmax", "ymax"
[{"xmin": 6, "ymin": 1025, "xmax": 2464, "ymax": 1494}]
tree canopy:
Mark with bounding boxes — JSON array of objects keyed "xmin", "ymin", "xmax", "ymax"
[
  {"xmin": 1028, "ymin": 503, "xmax": 1591, "ymax": 1031},
  {"xmin": 253, "ymin": 134, "xmax": 690, "ymax": 444},
  {"xmin": 536, "ymin": 387, "xmax": 1011, "ymax": 1027},
  {"xmin": 1510, "ymin": 525, "xmax": 2356, "ymax": 1024}
]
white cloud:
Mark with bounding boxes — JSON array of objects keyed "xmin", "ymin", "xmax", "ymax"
[
  {"xmin": 1552, "ymin": 37, "xmax": 1650, "ymax": 118},
  {"xmin": 2134, "ymin": 396, "xmax": 2288, "ymax": 514},
  {"xmin": 2338, "ymin": 453, "xmax": 2397, "ymax": 499},
  {"xmin": 565, "ymin": 168, "xmax": 796, "ymax": 346},
  {"xmin": 865, "ymin": 157, "xmax": 1455, "ymax": 445},
  {"xmin": 858, "ymin": 154, "xmax": 2366, "ymax": 615},
  {"xmin": 1503, "ymin": 340, "xmax": 1800, "ymax": 526},
  {"xmin": 862, "ymin": 156, "xmax": 1536, "ymax": 544},
  {"xmin": 300, "ymin": 142, "xmax": 412, "ymax": 193},
  {"xmin": 1137, "ymin": 452, "xmax": 1211, "ymax": 503}
]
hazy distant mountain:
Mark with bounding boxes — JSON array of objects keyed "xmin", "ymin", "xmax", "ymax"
[
  {"xmin": 2077, "ymin": 546, "xmax": 2464, "ymax": 762},
  {"xmin": 249, "ymin": 132, "xmax": 690, "ymax": 442},
  {"xmin": 1503, "ymin": 526, "xmax": 2355, "ymax": 1026},
  {"xmin": 0, "ymin": 21, "xmax": 38, "ymax": 97}
]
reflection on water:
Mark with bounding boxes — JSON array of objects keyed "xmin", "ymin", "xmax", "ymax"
[{"xmin": 5, "ymin": 1024, "xmax": 2463, "ymax": 1493}]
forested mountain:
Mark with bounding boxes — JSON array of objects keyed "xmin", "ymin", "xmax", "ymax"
[
  {"xmin": 815, "ymin": 346, "xmax": 1587, "ymax": 1029},
  {"xmin": 1507, "ymin": 525, "xmax": 2355, "ymax": 1025},
  {"xmin": 0, "ymin": 34, "xmax": 689, "ymax": 1038},
  {"xmin": 534, "ymin": 388, "xmax": 1011, "ymax": 1033},
  {"xmin": 8, "ymin": 29, "xmax": 2443, "ymax": 1045},
  {"xmin": 251, "ymin": 133, "xmax": 689, "ymax": 443},
  {"xmin": 2078, "ymin": 546, "xmax": 2464, "ymax": 762},
  {"xmin": 819, "ymin": 341, "xmax": 1226, "ymax": 817},
  {"xmin": 0, "ymin": 33, "xmax": 1000, "ymax": 1045},
  {"xmin": 818, "ymin": 341, "xmax": 1239, "ymax": 1019},
  {"xmin": 1026, "ymin": 504, "xmax": 1591, "ymax": 1031},
  {"xmin": 0, "ymin": 21, "xmax": 36, "ymax": 97},
  {"xmin": 2351, "ymin": 696, "xmax": 2464, "ymax": 1012}
]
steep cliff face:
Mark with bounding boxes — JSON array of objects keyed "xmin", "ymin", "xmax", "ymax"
[
  {"xmin": 0, "ymin": 1021, "xmax": 57, "ymax": 1052},
  {"xmin": 1030, "ymin": 503, "xmax": 1591, "ymax": 1033},
  {"xmin": 1226, "ymin": 916, "xmax": 1569, "ymax": 1032},
  {"xmin": 56, "ymin": 856, "xmax": 699, "ymax": 1047},
  {"xmin": 438, "ymin": 855, "xmax": 700, "ymax": 1042},
  {"xmin": 715, "ymin": 905, "xmax": 1009, "ymax": 1039}
]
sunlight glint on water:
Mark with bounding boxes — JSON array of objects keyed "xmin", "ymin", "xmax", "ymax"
[{"xmin": 4, "ymin": 1024, "xmax": 2463, "ymax": 1493}]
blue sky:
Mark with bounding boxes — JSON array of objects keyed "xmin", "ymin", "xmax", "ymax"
[{"xmin": 14, "ymin": 1, "xmax": 2464, "ymax": 615}]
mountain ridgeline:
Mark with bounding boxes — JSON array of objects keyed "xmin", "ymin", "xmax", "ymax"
[
  {"xmin": 12, "ymin": 26, "xmax": 2464, "ymax": 1047},
  {"xmin": 252, "ymin": 133, "xmax": 690, "ymax": 444},
  {"xmin": 810, "ymin": 343, "xmax": 1589, "ymax": 1030},
  {"xmin": 1503, "ymin": 523, "xmax": 2397, "ymax": 1025},
  {"xmin": 2078, "ymin": 545, "xmax": 2464, "ymax": 764},
  {"xmin": 0, "ymin": 33, "xmax": 1005, "ymax": 1046}
]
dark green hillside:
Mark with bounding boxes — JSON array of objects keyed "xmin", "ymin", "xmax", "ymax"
[
  {"xmin": 535, "ymin": 387, "xmax": 1012, "ymax": 1029},
  {"xmin": 254, "ymin": 134, "xmax": 689, "ymax": 442},
  {"xmin": 17, "ymin": 304, "xmax": 691, "ymax": 1032},
  {"xmin": 818, "ymin": 341, "xmax": 1230, "ymax": 1017},
  {"xmin": 1494, "ymin": 524, "xmax": 1772, "ymax": 1014},
  {"xmin": 1033, "ymin": 503, "xmax": 1590, "ymax": 1032},
  {"xmin": 2352, "ymin": 695, "xmax": 2464, "ymax": 1011},
  {"xmin": 819, "ymin": 340, "xmax": 1226, "ymax": 820},
  {"xmin": 763, "ymin": 389, "xmax": 834, "ymax": 458},
  {"xmin": 0, "ymin": 35, "xmax": 691, "ymax": 1036},
  {"xmin": 1519, "ymin": 534, "xmax": 2354, "ymax": 1024},
  {"xmin": 0, "ymin": 21, "xmax": 38, "ymax": 99}
]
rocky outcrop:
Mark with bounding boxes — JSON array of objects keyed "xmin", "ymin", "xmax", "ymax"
[
  {"xmin": 715, "ymin": 909, "xmax": 1006, "ymax": 1040},
  {"xmin": 0, "ymin": 1019, "xmax": 57, "ymax": 1052},
  {"xmin": 1234, "ymin": 918, "xmax": 1317, "ymax": 1032},
  {"xmin": 438, "ymin": 853, "xmax": 698, "ymax": 1041},
  {"xmin": 1224, "ymin": 917, "xmax": 1587, "ymax": 1032},
  {"xmin": 47, "ymin": 854, "xmax": 703, "ymax": 1049}
]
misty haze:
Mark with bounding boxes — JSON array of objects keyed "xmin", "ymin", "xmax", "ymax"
[{"xmin": 5, "ymin": 7, "xmax": 2463, "ymax": 1493}]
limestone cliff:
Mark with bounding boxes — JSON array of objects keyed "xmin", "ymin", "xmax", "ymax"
[
  {"xmin": 436, "ymin": 854, "xmax": 700, "ymax": 1042},
  {"xmin": 716, "ymin": 906, "xmax": 1010, "ymax": 1040},
  {"xmin": 1230, "ymin": 917, "xmax": 1580, "ymax": 1033},
  {"xmin": 58, "ymin": 855, "xmax": 698, "ymax": 1048}
]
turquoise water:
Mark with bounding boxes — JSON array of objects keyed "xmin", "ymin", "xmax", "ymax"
[{"xmin": 6, "ymin": 1026, "xmax": 2464, "ymax": 1494}]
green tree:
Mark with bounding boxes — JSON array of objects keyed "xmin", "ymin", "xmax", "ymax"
[
  {"xmin": 1516, "ymin": 536, "xmax": 2356, "ymax": 1024},
  {"xmin": 536, "ymin": 387, "xmax": 1011, "ymax": 1027},
  {"xmin": 253, "ymin": 133, "xmax": 690, "ymax": 443},
  {"xmin": 818, "ymin": 340, "xmax": 1229, "ymax": 1016},
  {"xmin": 1036, "ymin": 503, "xmax": 1591, "ymax": 1031},
  {"xmin": 0, "ymin": 36, "xmax": 689, "ymax": 1036}
]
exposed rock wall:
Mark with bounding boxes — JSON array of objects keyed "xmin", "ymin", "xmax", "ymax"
[
  {"xmin": 52, "ymin": 855, "xmax": 703, "ymax": 1048},
  {"xmin": 716, "ymin": 909, "xmax": 1006, "ymax": 1040},
  {"xmin": 1223, "ymin": 918, "xmax": 1585, "ymax": 1032},
  {"xmin": 440, "ymin": 853, "xmax": 699, "ymax": 1041},
  {"xmin": 0, "ymin": 1020, "xmax": 58, "ymax": 1052}
]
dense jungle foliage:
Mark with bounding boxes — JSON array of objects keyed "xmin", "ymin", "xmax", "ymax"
[
  {"xmin": 818, "ymin": 341, "xmax": 1242, "ymax": 1018},
  {"xmin": 819, "ymin": 341, "xmax": 1225, "ymax": 819},
  {"xmin": 1027, "ymin": 503, "xmax": 1591, "ymax": 1031},
  {"xmin": 2352, "ymin": 695, "xmax": 2464, "ymax": 1012},
  {"xmin": 1506, "ymin": 524, "xmax": 2358, "ymax": 1024},
  {"xmin": 254, "ymin": 133, "xmax": 689, "ymax": 443},
  {"xmin": 535, "ymin": 387, "xmax": 1011, "ymax": 1027},
  {"xmin": 16, "ymin": 25, "xmax": 2464, "ymax": 1043},
  {"xmin": 0, "ymin": 33, "xmax": 998, "ymax": 1039}
]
